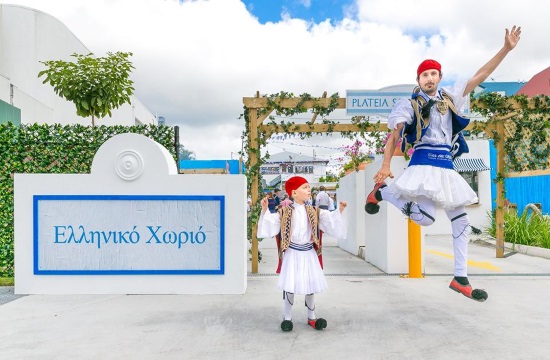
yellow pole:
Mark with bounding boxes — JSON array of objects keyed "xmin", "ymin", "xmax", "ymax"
[{"xmin": 408, "ymin": 219, "xmax": 423, "ymax": 278}]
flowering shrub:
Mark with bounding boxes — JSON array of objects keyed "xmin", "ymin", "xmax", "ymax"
[
  {"xmin": 339, "ymin": 140, "xmax": 373, "ymax": 172},
  {"xmin": 376, "ymin": 132, "xmax": 414, "ymax": 160}
]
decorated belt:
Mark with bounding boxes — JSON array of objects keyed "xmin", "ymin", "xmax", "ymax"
[
  {"xmin": 289, "ymin": 242, "xmax": 314, "ymax": 251},
  {"xmin": 408, "ymin": 144, "xmax": 454, "ymax": 170}
]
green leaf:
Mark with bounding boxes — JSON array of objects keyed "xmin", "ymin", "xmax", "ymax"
[{"xmin": 36, "ymin": 51, "xmax": 135, "ymax": 126}]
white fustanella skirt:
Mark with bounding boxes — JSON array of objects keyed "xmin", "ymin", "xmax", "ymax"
[
  {"xmin": 385, "ymin": 164, "xmax": 478, "ymax": 210},
  {"xmin": 277, "ymin": 247, "xmax": 327, "ymax": 295}
]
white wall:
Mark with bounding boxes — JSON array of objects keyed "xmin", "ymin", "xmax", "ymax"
[
  {"xmin": 336, "ymin": 139, "xmax": 492, "ymax": 273},
  {"xmin": 12, "ymin": 86, "xmax": 54, "ymax": 124},
  {"xmin": 362, "ymin": 156, "xmax": 418, "ymax": 273},
  {"xmin": 0, "ymin": 5, "xmax": 156, "ymax": 126},
  {"xmin": 0, "ymin": 74, "xmax": 10, "ymax": 100},
  {"xmin": 337, "ymin": 170, "xmax": 366, "ymax": 256},
  {"xmin": 337, "ymin": 156, "xmax": 425, "ymax": 273},
  {"xmin": 14, "ymin": 134, "xmax": 247, "ymax": 294}
]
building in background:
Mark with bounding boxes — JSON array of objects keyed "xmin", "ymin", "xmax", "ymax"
[
  {"xmin": 474, "ymin": 81, "xmax": 526, "ymax": 97},
  {"xmin": 260, "ymin": 151, "xmax": 334, "ymax": 191},
  {"xmin": 179, "ymin": 159, "xmax": 243, "ymax": 175},
  {"xmin": 0, "ymin": 4, "xmax": 156, "ymax": 126},
  {"xmin": 516, "ymin": 67, "xmax": 550, "ymax": 96}
]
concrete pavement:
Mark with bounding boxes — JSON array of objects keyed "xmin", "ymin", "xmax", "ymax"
[{"xmin": 1, "ymin": 235, "xmax": 550, "ymax": 360}]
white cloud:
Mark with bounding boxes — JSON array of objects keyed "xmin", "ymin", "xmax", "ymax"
[{"xmin": 3, "ymin": 0, "xmax": 547, "ymax": 160}]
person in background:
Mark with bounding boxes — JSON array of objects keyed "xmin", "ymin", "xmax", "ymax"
[
  {"xmin": 257, "ymin": 176, "xmax": 347, "ymax": 332},
  {"xmin": 306, "ymin": 193, "xmax": 313, "ymax": 206},
  {"xmin": 273, "ymin": 188, "xmax": 282, "ymax": 209},
  {"xmin": 267, "ymin": 191, "xmax": 277, "ymax": 213},
  {"xmin": 365, "ymin": 25, "xmax": 522, "ymax": 302},
  {"xmin": 315, "ymin": 185, "xmax": 330, "ymax": 210},
  {"xmin": 328, "ymin": 193, "xmax": 336, "ymax": 211},
  {"xmin": 280, "ymin": 193, "xmax": 293, "ymax": 208}
]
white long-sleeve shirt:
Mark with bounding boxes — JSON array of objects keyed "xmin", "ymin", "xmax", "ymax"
[
  {"xmin": 387, "ymin": 81, "xmax": 468, "ymax": 147},
  {"xmin": 257, "ymin": 203, "xmax": 347, "ymax": 243}
]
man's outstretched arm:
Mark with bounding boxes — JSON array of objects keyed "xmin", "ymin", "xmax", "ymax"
[{"xmin": 463, "ymin": 25, "xmax": 522, "ymax": 96}]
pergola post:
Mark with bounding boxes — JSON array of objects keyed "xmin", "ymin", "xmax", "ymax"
[
  {"xmin": 495, "ymin": 121, "xmax": 506, "ymax": 258},
  {"xmin": 247, "ymin": 102, "xmax": 260, "ymax": 273}
]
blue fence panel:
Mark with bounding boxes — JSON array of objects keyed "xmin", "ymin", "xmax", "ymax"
[
  {"xmin": 179, "ymin": 159, "xmax": 244, "ymax": 174},
  {"xmin": 490, "ymin": 139, "xmax": 550, "ymax": 215}
]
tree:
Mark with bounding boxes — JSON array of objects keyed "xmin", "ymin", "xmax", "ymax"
[
  {"xmin": 178, "ymin": 144, "xmax": 196, "ymax": 160},
  {"xmin": 38, "ymin": 52, "xmax": 135, "ymax": 126}
]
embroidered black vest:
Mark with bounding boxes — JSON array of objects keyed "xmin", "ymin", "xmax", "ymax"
[
  {"xmin": 400, "ymin": 86, "xmax": 470, "ymax": 159},
  {"xmin": 278, "ymin": 204, "xmax": 321, "ymax": 258}
]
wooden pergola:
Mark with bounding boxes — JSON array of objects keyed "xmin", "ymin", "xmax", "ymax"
[
  {"xmin": 243, "ymin": 92, "xmax": 548, "ymax": 273},
  {"xmin": 476, "ymin": 97, "xmax": 550, "ymax": 257}
]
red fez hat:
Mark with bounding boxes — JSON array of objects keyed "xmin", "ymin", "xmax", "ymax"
[
  {"xmin": 285, "ymin": 176, "xmax": 308, "ymax": 197},
  {"xmin": 417, "ymin": 59, "xmax": 441, "ymax": 77}
]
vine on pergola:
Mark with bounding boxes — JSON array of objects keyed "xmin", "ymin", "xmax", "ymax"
[
  {"xmin": 471, "ymin": 92, "xmax": 550, "ymax": 258},
  {"xmin": 471, "ymin": 92, "xmax": 550, "ymax": 174},
  {"xmin": 242, "ymin": 91, "xmax": 550, "ymax": 272},
  {"xmin": 240, "ymin": 91, "xmax": 389, "ymax": 272}
]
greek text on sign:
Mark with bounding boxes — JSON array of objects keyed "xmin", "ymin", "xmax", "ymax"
[
  {"xmin": 346, "ymin": 90, "xmax": 409, "ymax": 115},
  {"xmin": 33, "ymin": 195, "xmax": 225, "ymax": 275}
]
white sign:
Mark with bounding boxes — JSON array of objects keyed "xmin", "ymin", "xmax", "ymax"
[
  {"xmin": 346, "ymin": 90, "xmax": 409, "ymax": 115},
  {"xmin": 34, "ymin": 195, "xmax": 224, "ymax": 275},
  {"xmin": 15, "ymin": 133, "xmax": 247, "ymax": 294}
]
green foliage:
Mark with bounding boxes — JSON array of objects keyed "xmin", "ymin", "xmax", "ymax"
[
  {"xmin": 0, "ymin": 122, "xmax": 176, "ymax": 277},
  {"xmin": 239, "ymin": 91, "xmax": 550, "ymax": 264},
  {"xmin": 178, "ymin": 144, "xmax": 196, "ymax": 160},
  {"xmin": 486, "ymin": 209, "xmax": 550, "ymax": 249},
  {"xmin": 38, "ymin": 52, "xmax": 135, "ymax": 126},
  {"xmin": 319, "ymin": 172, "xmax": 339, "ymax": 182},
  {"xmin": 340, "ymin": 139, "xmax": 373, "ymax": 172},
  {"xmin": 339, "ymin": 160, "xmax": 362, "ymax": 177},
  {"xmin": 240, "ymin": 92, "xmax": 387, "ymax": 262},
  {"xmin": 0, "ymin": 277, "xmax": 14, "ymax": 286},
  {"xmin": 240, "ymin": 93, "xmax": 337, "ymax": 240},
  {"xmin": 471, "ymin": 93, "xmax": 550, "ymax": 173}
]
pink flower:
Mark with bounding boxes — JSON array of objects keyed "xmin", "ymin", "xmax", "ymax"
[
  {"xmin": 375, "ymin": 131, "xmax": 414, "ymax": 160},
  {"xmin": 340, "ymin": 140, "xmax": 372, "ymax": 171}
]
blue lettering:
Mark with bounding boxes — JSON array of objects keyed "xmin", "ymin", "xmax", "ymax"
[
  {"xmin": 52, "ymin": 225, "xmax": 210, "ymax": 248},
  {"xmin": 146, "ymin": 226, "xmax": 162, "ymax": 243},
  {"xmin": 356, "ymin": 98, "xmax": 390, "ymax": 108},
  {"xmin": 54, "ymin": 226, "xmax": 67, "ymax": 243}
]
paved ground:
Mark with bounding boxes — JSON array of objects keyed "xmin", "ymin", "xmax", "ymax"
[{"xmin": 1, "ymin": 235, "xmax": 550, "ymax": 360}]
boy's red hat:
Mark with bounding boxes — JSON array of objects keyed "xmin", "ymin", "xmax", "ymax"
[
  {"xmin": 417, "ymin": 59, "xmax": 441, "ymax": 77},
  {"xmin": 285, "ymin": 176, "xmax": 308, "ymax": 196}
]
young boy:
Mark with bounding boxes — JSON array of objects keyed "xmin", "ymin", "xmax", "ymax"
[{"xmin": 257, "ymin": 176, "xmax": 347, "ymax": 331}]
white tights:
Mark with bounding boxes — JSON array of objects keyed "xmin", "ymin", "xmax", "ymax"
[
  {"xmin": 283, "ymin": 292, "xmax": 316, "ymax": 320},
  {"xmin": 380, "ymin": 189, "xmax": 471, "ymax": 277}
]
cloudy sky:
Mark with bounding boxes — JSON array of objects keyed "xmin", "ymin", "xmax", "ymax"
[{"xmin": 3, "ymin": 0, "xmax": 548, "ymax": 167}]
